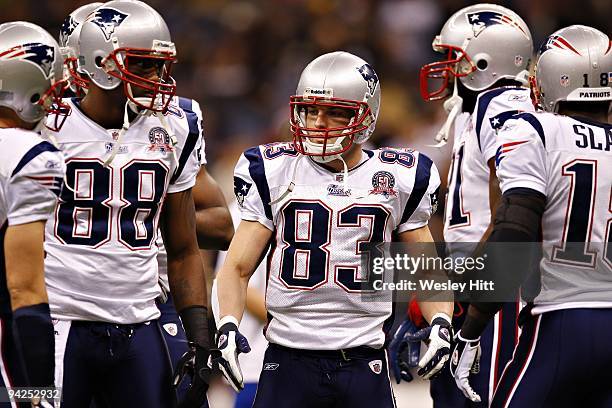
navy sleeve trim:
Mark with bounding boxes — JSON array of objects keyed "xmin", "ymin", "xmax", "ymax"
[
  {"xmin": 475, "ymin": 87, "xmax": 522, "ymax": 151},
  {"xmin": 514, "ymin": 113, "xmax": 546, "ymax": 147},
  {"xmin": 244, "ymin": 147, "xmax": 272, "ymax": 220},
  {"xmin": 170, "ymin": 98, "xmax": 200, "ymax": 184},
  {"xmin": 178, "ymin": 97, "xmax": 200, "ymax": 136},
  {"xmin": 11, "ymin": 141, "xmax": 59, "ymax": 177},
  {"xmin": 400, "ymin": 153, "xmax": 433, "ymax": 225}
]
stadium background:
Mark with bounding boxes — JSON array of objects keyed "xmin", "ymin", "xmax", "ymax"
[{"xmin": 1, "ymin": 0, "xmax": 609, "ymax": 405}]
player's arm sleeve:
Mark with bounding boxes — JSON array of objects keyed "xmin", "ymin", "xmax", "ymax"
[
  {"xmin": 474, "ymin": 88, "xmax": 535, "ymax": 162},
  {"xmin": 168, "ymin": 104, "xmax": 203, "ymax": 194},
  {"xmin": 495, "ymin": 116, "xmax": 547, "ymax": 196},
  {"xmin": 7, "ymin": 148, "xmax": 66, "ymax": 226},
  {"xmin": 233, "ymin": 148, "xmax": 274, "ymax": 231},
  {"xmin": 397, "ymin": 153, "xmax": 441, "ymax": 233}
]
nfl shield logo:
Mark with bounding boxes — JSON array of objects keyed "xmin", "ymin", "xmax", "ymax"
[
  {"xmin": 163, "ymin": 323, "xmax": 178, "ymax": 337},
  {"xmin": 368, "ymin": 359, "xmax": 383, "ymax": 374},
  {"xmin": 560, "ymin": 74, "xmax": 570, "ymax": 87}
]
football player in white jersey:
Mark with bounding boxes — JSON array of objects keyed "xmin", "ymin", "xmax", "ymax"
[
  {"xmin": 43, "ymin": 2, "xmax": 210, "ymax": 407},
  {"xmin": 213, "ymin": 51, "xmax": 454, "ymax": 408},
  {"xmin": 390, "ymin": 4, "xmax": 535, "ymax": 406},
  {"xmin": 452, "ymin": 25, "xmax": 612, "ymax": 407},
  {"xmin": 58, "ymin": 5, "xmax": 234, "ymax": 405},
  {"xmin": 0, "ymin": 21, "xmax": 68, "ymax": 407}
]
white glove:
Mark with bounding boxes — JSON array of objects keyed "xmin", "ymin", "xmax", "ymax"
[
  {"xmin": 209, "ymin": 316, "xmax": 251, "ymax": 392},
  {"xmin": 406, "ymin": 313, "xmax": 452, "ymax": 380},
  {"xmin": 450, "ymin": 330, "xmax": 482, "ymax": 403}
]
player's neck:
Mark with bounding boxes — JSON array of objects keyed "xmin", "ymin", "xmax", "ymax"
[
  {"xmin": 558, "ymin": 109, "xmax": 608, "ymax": 123},
  {"xmin": 80, "ymin": 85, "xmax": 130, "ymax": 129},
  {"xmin": 558, "ymin": 103, "xmax": 609, "ymax": 124}
]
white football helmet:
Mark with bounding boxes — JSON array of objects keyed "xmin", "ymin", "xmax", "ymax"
[
  {"xmin": 533, "ymin": 25, "xmax": 612, "ymax": 112},
  {"xmin": 58, "ymin": 2, "xmax": 102, "ymax": 94},
  {"xmin": 78, "ymin": 0, "xmax": 177, "ymax": 111},
  {"xmin": 0, "ymin": 21, "xmax": 70, "ymax": 130},
  {"xmin": 421, "ymin": 3, "xmax": 533, "ymax": 100},
  {"xmin": 290, "ymin": 51, "xmax": 381, "ymax": 162}
]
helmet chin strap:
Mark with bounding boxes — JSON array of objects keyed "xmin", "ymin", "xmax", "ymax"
[
  {"xmin": 269, "ymin": 147, "xmax": 353, "ymax": 206},
  {"xmin": 429, "ymin": 79, "xmax": 463, "ymax": 148},
  {"xmin": 103, "ymin": 98, "xmax": 134, "ymax": 167},
  {"xmin": 105, "ymin": 83, "xmax": 179, "ymax": 169}
]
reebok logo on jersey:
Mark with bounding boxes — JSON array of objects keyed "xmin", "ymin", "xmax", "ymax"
[
  {"xmin": 368, "ymin": 360, "xmax": 383, "ymax": 374},
  {"xmin": 263, "ymin": 363, "xmax": 279, "ymax": 371},
  {"xmin": 163, "ymin": 323, "xmax": 178, "ymax": 336}
]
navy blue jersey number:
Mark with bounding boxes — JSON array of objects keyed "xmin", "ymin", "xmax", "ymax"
[
  {"xmin": 56, "ymin": 160, "xmax": 168, "ymax": 248},
  {"xmin": 552, "ymin": 160, "xmax": 598, "ymax": 266},
  {"xmin": 119, "ymin": 161, "xmax": 168, "ymax": 249},
  {"xmin": 56, "ymin": 159, "xmax": 112, "ymax": 247},
  {"xmin": 336, "ymin": 205, "xmax": 390, "ymax": 291},
  {"xmin": 447, "ymin": 144, "xmax": 470, "ymax": 227},
  {"xmin": 379, "ymin": 149, "xmax": 415, "ymax": 167},
  {"xmin": 279, "ymin": 201, "xmax": 389, "ymax": 292}
]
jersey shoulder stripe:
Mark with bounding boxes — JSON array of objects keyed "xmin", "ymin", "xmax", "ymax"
[
  {"xmin": 512, "ymin": 112, "xmax": 546, "ymax": 146},
  {"xmin": 178, "ymin": 96, "xmax": 199, "ymax": 135},
  {"xmin": 244, "ymin": 146, "xmax": 272, "ymax": 220},
  {"xmin": 475, "ymin": 86, "xmax": 523, "ymax": 148},
  {"xmin": 11, "ymin": 141, "xmax": 59, "ymax": 177},
  {"xmin": 170, "ymin": 98, "xmax": 201, "ymax": 184},
  {"xmin": 400, "ymin": 153, "xmax": 433, "ymax": 224}
]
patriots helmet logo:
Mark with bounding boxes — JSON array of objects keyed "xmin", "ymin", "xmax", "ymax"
[
  {"xmin": 59, "ymin": 15, "xmax": 78, "ymax": 46},
  {"xmin": 466, "ymin": 11, "xmax": 528, "ymax": 38},
  {"xmin": 538, "ymin": 35, "xmax": 582, "ymax": 56},
  {"xmin": 357, "ymin": 63, "xmax": 379, "ymax": 95},
  {"xmin": 0, "ymin": 42, "xmax": 55, "ymax": 79},
  {"xmin": 234, "ymin": 176, "xmax": 252, "ymax": 208},
  {"xmin": 89, "ymin": 7, "xmax": 129, "ymax": 41}
]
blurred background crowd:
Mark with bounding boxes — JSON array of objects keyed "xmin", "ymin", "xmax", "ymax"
[{"xmin": 1, "ymin": 0, "xmax": 609, "ymax": 239}]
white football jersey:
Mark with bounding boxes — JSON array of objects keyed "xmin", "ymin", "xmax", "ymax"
[
  {"xmin": 44, "ymin": 97, "xmax": 202, "ymax": 324},
  {"xmin": 234, "ymin": 143, "xmax": 440, "ymax": 350},
  {"xmin": 156, "ymin": 97, "xmax": 206, "ymax": 295},
  {"xmin": 0, "ymin": 128, "xmax": 65, "ymax": 316},
  {"xmin": 496, "ymin": 112, "xmax": 612, "ymax": 314},
  {"xmin": 444, "ymin": 87, "xmax": 534, "ymax": 257}
]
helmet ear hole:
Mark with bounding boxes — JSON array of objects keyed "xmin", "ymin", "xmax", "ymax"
[
  {"xmin": 476, "ymin": 59, "xmax": 488, "ymax": 70},
  {"xmin": 95, "ymin": 56, "xmax": 104, "ymax": 67},
  {"xmin": 30, "ymin": 93, "xmax": 41, "ymax": 104}
]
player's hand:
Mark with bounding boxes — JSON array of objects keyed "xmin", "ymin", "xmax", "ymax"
[
  {"xmin": 388, "ymin": 319, "xmax": 421, "ymax": 383},
  {"xmin": 173, "ymin": 342, "xmax": 211, "ymax": 408},
  {"xmin": 450, "ymin": 330, "xmax": 482, "ymax": 403},
  {"xmin": 209, "ymin": 316, "xmax": 251, "ymax": 392},
  {"xmin": 405, "ymin": 313, "xmax": 452, "ymax": 379}
]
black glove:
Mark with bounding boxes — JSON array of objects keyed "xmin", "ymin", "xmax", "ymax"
[{"xmin": 173, "ymin": 342, "xmax": 210, "ymax": 408}]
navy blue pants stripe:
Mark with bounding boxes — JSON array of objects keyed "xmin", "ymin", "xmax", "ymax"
[
  {"xmin": 492, "ymin": 309, "xmax": 612, "ymax": 408},
  {"xmin": 253, "ymin": 343, "xmax": 395, "ymax": 408}
]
